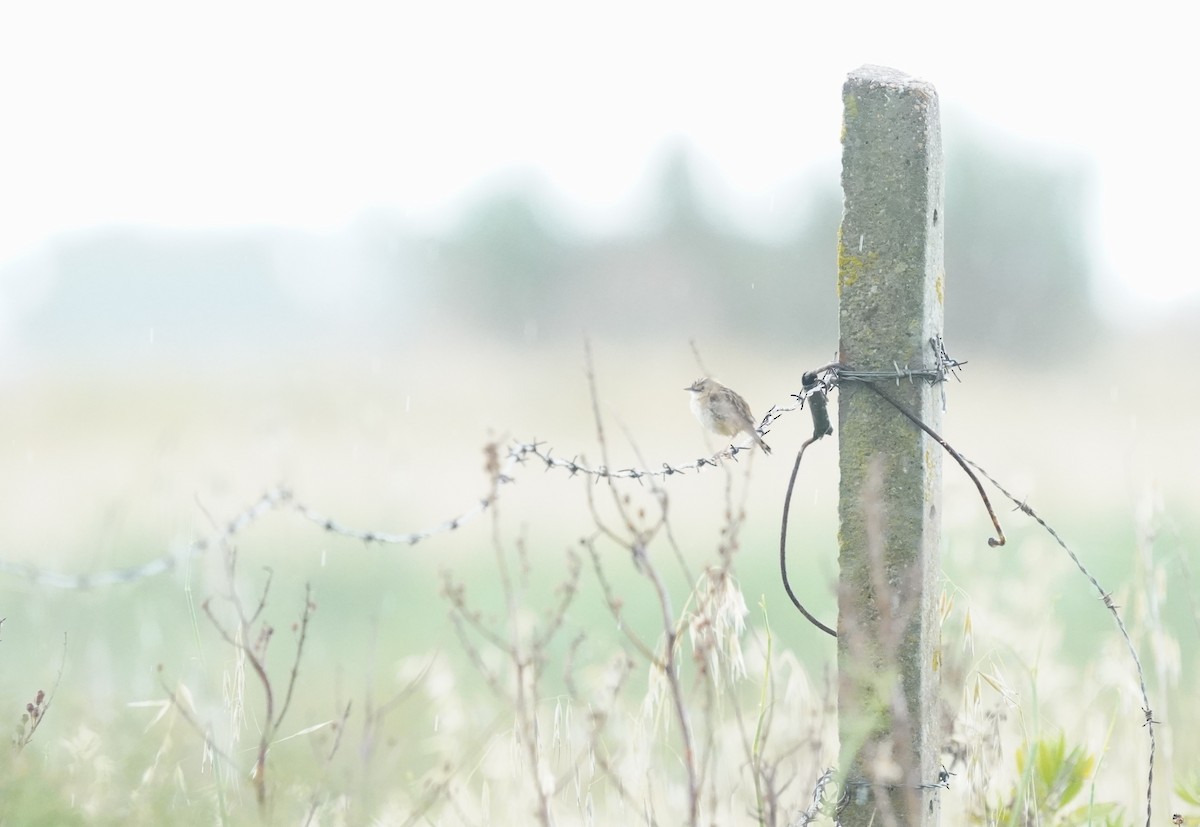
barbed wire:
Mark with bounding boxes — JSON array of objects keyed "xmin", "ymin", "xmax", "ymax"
[
  {"xmin": 290, "ymin": 482, "xmax": 517, "ymax": 546},
  {"xmin": 0, "ymin": 339, "xmax": 1158, "ymax": 824},
  {"xmin": 961, "ymin": 454, "xmax": 1157, "ymax": 827},
  {"xmin": 0, "ymin": 338, "xmax": 963, "ymax": 587},
  {"xmin": 777, "ymin": 339, "xmax": 1156, "ymax": 827},
  {"xmin": 0, "ymin": 383, "xmax": 819, "ymax": 591},
  {"xmin": 790, "ymin": 766, "xmax": 837, "ymax": 826},
  {"xmin": 0, "ymin": 488, "xmax": 289, "ymax": 589}
]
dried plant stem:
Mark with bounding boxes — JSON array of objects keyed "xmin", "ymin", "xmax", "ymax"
[{"xmin": 582, "ymin": 340, "xmax": 700, "ymax": 827}]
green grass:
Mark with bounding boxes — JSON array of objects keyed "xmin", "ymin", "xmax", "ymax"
[{"xmin": 2, "ymin": 343, "xmax": 1198, "ymax": 824}]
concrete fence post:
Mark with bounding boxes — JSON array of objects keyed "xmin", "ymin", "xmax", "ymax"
[{"xmin": 836, "ymin": 64, "xmax": 945, "ymax": 826}]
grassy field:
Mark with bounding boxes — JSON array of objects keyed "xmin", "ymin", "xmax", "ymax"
[{"xmin": 1, "ymin": 331, "xmax": 1196, "ymax": 824}]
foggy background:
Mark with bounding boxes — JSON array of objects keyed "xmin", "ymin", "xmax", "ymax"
[
  {"xmin": 0, "ymin": 3, "xmax": 1197, "ymax": 820},
  {"xmin": 2, "ymin": 0, "xmax": 1196, "ymax": 645},
  {"xmin": 3, "ymin": 0, "xmax": 1198, "ymax": 379},
  {"xmin": 3, "ymin": 0, "xmax": 1197, "ymax": 677}
]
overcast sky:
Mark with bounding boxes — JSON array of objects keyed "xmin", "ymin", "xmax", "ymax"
[{"xmin": 1, "ymin": 0, "xmax": 1194, "ymax": 318}]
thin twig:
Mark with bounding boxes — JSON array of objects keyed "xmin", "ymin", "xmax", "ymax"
[
  {"xmin": 274, "ymin": 583, "xmax": 316, "ymax": 730},
  {"xmin": 12, "ymin": 633, "xmax": 67, "ymax": 752},
  {"xmin": 583, "ymin": 340, "xmax": 700, "ymax": 827}
]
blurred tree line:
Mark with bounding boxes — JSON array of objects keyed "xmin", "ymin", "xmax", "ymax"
[
  {"xmin": 14, "ymin": 127, "xmax": 1097, "ymax": 365},
  {"xmin": 434, "ymin": 127, "xmax": 1098, "ymax": 359}
]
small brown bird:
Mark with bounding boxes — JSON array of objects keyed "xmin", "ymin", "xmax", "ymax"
[{"xmin": 685, "ymin": 378, "xmax": 771, "ymax": 454}]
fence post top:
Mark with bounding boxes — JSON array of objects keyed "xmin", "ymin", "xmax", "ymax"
[{"xmin": 847, "ymin": 64, "xmax": 928, "ymax": 84}]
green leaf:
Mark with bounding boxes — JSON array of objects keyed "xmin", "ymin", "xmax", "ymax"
[
  {"xmin": 1177, "ymin": 769, "xmax": 1200, "ymax": 806},
  {"xmin": 1014, "ymin": 734, "xmax": 1096, "ymax": 816}
]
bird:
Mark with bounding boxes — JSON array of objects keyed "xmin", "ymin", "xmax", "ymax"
[{"xmin": 685, "ymin": 378, "xmax": 772, "ymax": 454}]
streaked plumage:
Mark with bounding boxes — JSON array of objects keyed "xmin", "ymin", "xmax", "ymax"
[{"xmin": 685, "ymin": 377, "xmax": 771, "ymax": 454}]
